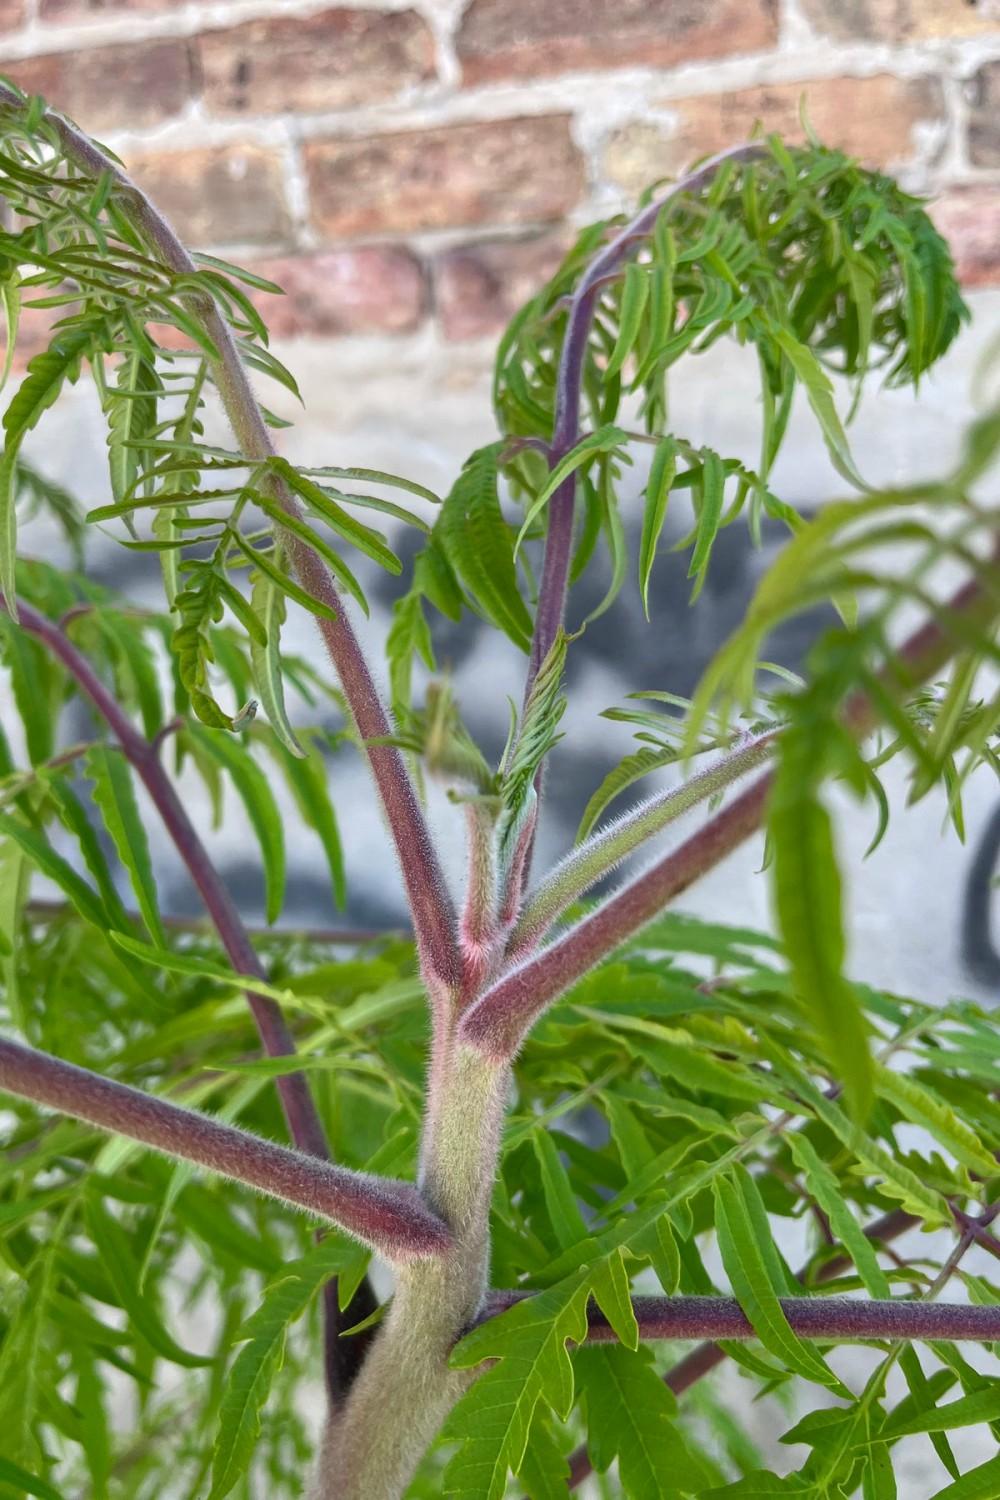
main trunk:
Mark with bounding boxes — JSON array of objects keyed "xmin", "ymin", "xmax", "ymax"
[{"xmin": 311, "ymin": 1045, "xmax": 508, "ymax": 1499}]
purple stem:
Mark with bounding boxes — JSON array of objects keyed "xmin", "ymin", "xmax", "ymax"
[
  {"xmin": 480, "ymin": 1292, "xmax": 1000, "ymax": 1344},
  {"xmin": 0, "ymin": 1037, "xmax": 451, "ymax": 1259},
  {"xmin": 525, "ymin": 142, "xmax": 764, "ymax": 696},
  {"xmin": 8, "ymin": 597, "xmax": 330, "ymax": 1159},
  {"xmin": 952, "ymin": 1205, "xmax": 1000, "ymax": 1265},
  {"xmin": 517, "ymin": 144, "xmax": 763, "ymax": 899},
  {"xmin": 462, "ymin": 566, "xmax": 1000, "ymax": 1060},
  {"xmin": 463, "ymin": 773, "xmax": 771, "ymax": 1058}
]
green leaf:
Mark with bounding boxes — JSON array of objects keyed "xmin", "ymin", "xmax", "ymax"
[
  {"xmin": 438, "ymin": 445, "xmax": 534, "ymax": 652},
  {"xmin": 688, "ymin": 446, "xmax": 727, "ymax": 589},
  {"xmin": 701, "ymin": 1471, "xmax": 813, "ymax": 1497},
  {"xmin": 0, "ymin": 275, "xmax": 19, "ymax": 396},
  {"xmin": 863, "ymin": 1441, "xmax": 897, "ymax": 1500},
  {"xmin": 445, "ymin": 1271, "xmax": 591, "ymax": 1499},
  {"xmin": 270, "ymin": 731, "xmax": 346, "ymax": 909},
  {"xmin": 928, "ymin": 1456, "xmax": 1000, "ymax": 1500},
  {"xmin": 193, "ymin": 252, "xmax": 286, "ymax": 294},
  {"xmin": 84, "ymin": 1193, "xmax": 209, "ymax": 1368},
  {"xmin": 386, "ymin": 587, "xmax": 435, "ymax": 713},
  {"xmin": 590, "ymin": 1247, "xmax": 639, "ymax": 1350},
  {"xmin": 516, "ymin": 1412, "xmax": 570, "ymax": 1500},
  {"xmin": 531, "ymin": 1129, "xmax": 587, "ymax": 1253},
  {"xmin": 248, "ymin": 556, "xmax": 305, "ymax": 757},
  {"xmin": 231, "ymin": 533, "xmax": 338, "ymax": 622},
  {"xmin": 98, "ymin": 612, "xmax": 164, "ymax": 741},
  {"xmin": 639, "ymin": 436, "xmax": 677, "ymax": 617},
  {"xmin": 584, "ymin": 460, "xmax": 628, "ymax": 625},
  {"xmin": 633, "ymin": 1214, "xmax": 681, "ymax": 1296},
  {"xmin": 0, "ymin": 1457, "xmax": 61, "ymax": 1500},
  {"xmin": 575, "ymin": 1345, "xmax": 714, "ymax": 1498},
  {"xmin": 0, "ymin": 444, "xmax": 15, "ymax": 619},
  {"xmin": 576, "ymin": 743, "xmax": 676, "ymax": 842},
  {"xmin": 210, "ymin": 1237, "xmax": 358, "ymax": 1499},
  {"xmin": 516, "ymin": 425, "xmax": 630, "ymax": 550},
  {"xmin": 787, "ymin": 1134, "xmax": 890, "ymax": 1298},
  {"xmin": 769, "ymin": 322, "xmax": 866, "ymax": 489},
  {"xmin": 0, "ymin": 811, "xmax": 108, "ymax": 930},
  {"xmin": 299, "ymin": 464, "xmax": 441, "ymax": 506},
  {"xmin": 0, "ymin": 615, "xmax": 55, "ymax": 764},
  {"xmin": 85, "ymin": 744, "xmax": 164, "ymax": 944},
  {"xmin": 601, "ymin": 1092, "xmax": 655, "ymax": 1180},
  {"xmin": 499, "ymin": 630, "xmax": 566, "ymax": 859},
  {"xmin": 0, "ymin": 1214, "xmax": 61, "ymax": 1469},
  {"xmin": 71, "ymin": 1347, "xmax": 111, "ymax": 1496},
  {"xmin": 713, "ymin": 1167, "xmax": 845, "ymax": 1393},
  {"xmin": 880, "ymin": 1386, "xmax": 1000, "ymax": 1441},
  {"xmin": 771, "ymin": 778, "xmax": 872, "ymax": 1121},
  {"xmin": 606, "ymin": 263, "xmax": 650, "ymax": 379},
  {"xmin": 808, "ymin": 1090, "xmax": 951, "ymax": 1228},
  {"xmin": 1, "ymin": 331, "xmax": 96, "ymax": 611},
  {"xmin": 3, "ymin": 328, "xmax": 94, "ymax": 448},
  {"xmin": 268, "ymin": 456, "xmax": 400, "ymax": 575},
  {"xmin": 191, "ymin": 727, "xmax": 286, "ymax": 923},
  {"xmin": 874, "ymin": 1067, "xmax": 998, "ymax": 1178},
  {"xmin": 0, "ymin": 837, "xmax": 26, "ymax": 1027},
  {"xmin": 107, "ymin": 930, "xmax": 300, "ymax": 1006},
  {"xmin": 589, "ymin": 1014, "xmax": 774, "ymax": 1107},
  {"xmin": 251, "ymin": 488, "xmax": 369, "ymax": 616},
  {"xmin": 44, "ymin": 776, "xmax": 131, "ymax": 932},
  {"xmin": 105, "ymin": 348, "xmax": 158, "ymax": 507}
]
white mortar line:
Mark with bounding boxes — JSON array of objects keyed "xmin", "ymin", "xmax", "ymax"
[
  {"xmin": 17, "ymin": 41, "xmax": 1000, "ymax": 165},
  {"xmin": 1, "ymin": 0, "xmax": 416, "ymax": 62}
]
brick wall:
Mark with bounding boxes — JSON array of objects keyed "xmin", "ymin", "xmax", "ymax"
[{"xmin": 3, "ymin": 0, "xmax": 1000, "ymax": 354}]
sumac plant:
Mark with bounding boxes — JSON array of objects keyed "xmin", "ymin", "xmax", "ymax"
[{"xmin": 1, "ymin": 80, "xmax": 1000, "ymax": 1500}]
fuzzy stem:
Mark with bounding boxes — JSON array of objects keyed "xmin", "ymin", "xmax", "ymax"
[
  {"xmin": 514, "ymin": 143, "xmax": 766, "ymax": 902},
  {"xmin": 458, "ymin": 802, "xmax": 501, "ymax": 1000},
  {"xmin": 0, "ymin": 81, "xmax": 459, "ymax": 993},
  {"xmin": 509, "ymin": 731, "xmax": 777, "ymax": 955},
  {"xmin": 525, "ymin": 142, "xmax": 765, "ymax": 698},
  {"xmin": 0, "ymin": 1036, "xmax": 451, "ymax": 1259},
  {"xmin": 465, "ymin": 775, "xmax": 771, "ymax": 1058},
  {"xmin": 479, "ymin": 1292, "xmax": 1000, "ymax": 1344},
  {"xmin": 313, "ymin": 1046, "xmax": 509, "ymax": 1497},
  {"xmin": 462, "ymin": 564, "xmax": 1000, "ymax": 1059},
  {"xmin": 7, "ymin": 596, "xmax": 330, "ymax": 1159}
]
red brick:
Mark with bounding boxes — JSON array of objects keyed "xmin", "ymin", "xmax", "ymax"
[
  {"xmin": 604, "ymin": 75, "xmax": 943, "ymax": 196},
  {"xmin": 40, "ymin": 0, "xmax": 179, "ymax": 18},
  {"xmin": 305, "ymin": 116, "xmax": 584, "ymax": 239},
  {"xmin": 128, "ymin": 145, "xmax": 291, "ymax": 248},
  {"xmin": 457, "ymin": 0, "xmax": 777, "ymax": 85},
  {"xmin": 0, "ymin": 0, "xmax": 25, "ymax": 33},
  {"xmin": 800, "ymin": 0, "xmax": 1000, "ymax": 41},
  {"xmin": 198, "ymin": 8, "xmax": 435, "ymax": 117},
  {"xmin": 435, "ymin": 232, "xmax": 570, "ymax": 340},
  {"xmin": 3, "ymin": 40, "xmax": 192, "ymax": 134},
  {"xmin": 969, "ymin": 63, "xmax": 1000, "ymax": 168},
  {"xmin": 243, "ymin": 248, "xmax": 427, "ymax": 339},
  {"xmin": 932, "ymin": 187, "xmax": 1000, "ymax": 288}
]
